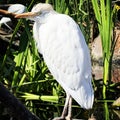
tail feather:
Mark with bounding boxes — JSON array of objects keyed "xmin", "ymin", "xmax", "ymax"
[{"xmin": 61, "ymin": 80, "xmax": 94, "ymax": 109}]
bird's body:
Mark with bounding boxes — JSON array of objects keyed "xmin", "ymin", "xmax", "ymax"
[
  {"xmin": 15, "ymin": 3, "xmax": 94, "ymax": 119},
  {"xmin": 33, "ymin": 12, "xmax": 93, "ymax": 109}
]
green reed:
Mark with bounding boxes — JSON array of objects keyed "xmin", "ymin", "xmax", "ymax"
[
  {"xmin": 91, "ymin": 0, "xmax": 113, "ymax": 99},
  {"xmin": 91, "ymin": 0, "xmax": 117, "ymax": 120}
]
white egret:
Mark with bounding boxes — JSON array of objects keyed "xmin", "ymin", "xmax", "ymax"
[
  {"xmin": 0, "ymin": 4, "xmax": 26, "ymax": 29},
  {"xmin": 15, "ymin": 3, "xmax": 94, "ymax": 120}
]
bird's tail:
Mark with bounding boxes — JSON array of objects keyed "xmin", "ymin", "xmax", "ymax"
[{"xmin": 65, "ymin": 80, "xmax": 94, "ymax": 109}]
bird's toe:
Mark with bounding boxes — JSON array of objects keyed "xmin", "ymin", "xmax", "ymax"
[
  {"xmin": 53, "ymin": 117, "xmax": 65, "ymax": 120},
  {"xmin": 65, "ymin": 115, "xmax": 72, "ymax": 120}
]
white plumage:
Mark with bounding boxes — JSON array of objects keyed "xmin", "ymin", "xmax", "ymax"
[
  {"xmin": 15, "ymin": 3, "xmax": 94, "ymax": 119},
  {"xmin": 8, "ymin": 4, "xmax": 26, "ymax": 14}
]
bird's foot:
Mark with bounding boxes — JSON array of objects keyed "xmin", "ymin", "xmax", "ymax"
[
  {"xmin": 53, "ymin": 116, "xmax": 65, "ymax": 120},
  {"xmin": 53, "ymin": 116, "xmax": 71, "ymax": 120},
  {"xmin": 65, "ymin": 115, "xmax": 72, "ymax": 120}
]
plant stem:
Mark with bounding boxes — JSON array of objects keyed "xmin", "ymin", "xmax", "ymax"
[{"xmin": 103, "ymin": 57, "xmax": 109, "ymax": 99}]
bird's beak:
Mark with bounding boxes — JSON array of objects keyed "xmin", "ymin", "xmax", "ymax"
[
  {"xmin": 0, "ymin": 9, "xmax": 16, "ymax": 16},
  {"xmin": 15, "ymin": 12, "xmax": 37, "ymax": 18}
]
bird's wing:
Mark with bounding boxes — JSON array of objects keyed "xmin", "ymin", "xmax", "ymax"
[
  {"xmin": 37, "ymin": 14, "xmax": 91, "ymax": 89},
  {"xmin": 36, "ymin": 13, "xmax": 94, "ymax": 109}
]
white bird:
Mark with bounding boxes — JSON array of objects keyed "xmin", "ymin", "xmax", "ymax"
[
  {"xmin": 0, "ymin": 4, "xmax": 26, "ymax": 29},
  {"xmin": 15, "ymin": 3, "xmax": 94, "ymax": 120}
]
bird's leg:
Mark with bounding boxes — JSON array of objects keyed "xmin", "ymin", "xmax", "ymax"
[
  {"xmin": 61, "ymin": 93, "xmax": 70, "ymax": 118},
  {"xmin": 65, "ymin": 96, "xmax": 72, "ymax": 120},
  {"xmin": 53, "ymin": 93, "xmax": 70, "ymax": 120}
]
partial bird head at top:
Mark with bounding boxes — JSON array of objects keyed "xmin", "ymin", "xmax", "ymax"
[
  {"xmin": 15, "ymin": 3, "xmax": 54, "ymax": 19},
  {"xmin": 31, "ymin": 3, "xmax": 53, "ymax": 13}
]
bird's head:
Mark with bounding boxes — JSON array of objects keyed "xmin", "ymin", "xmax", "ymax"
[{"xmin": 15, "ymin": 3, "xmax": 53, "ymax": 20}]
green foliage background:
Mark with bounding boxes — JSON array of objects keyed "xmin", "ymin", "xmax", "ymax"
[{"xmin": 0, "ymin": 0, "xmax": 120, "ymax": 120}]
